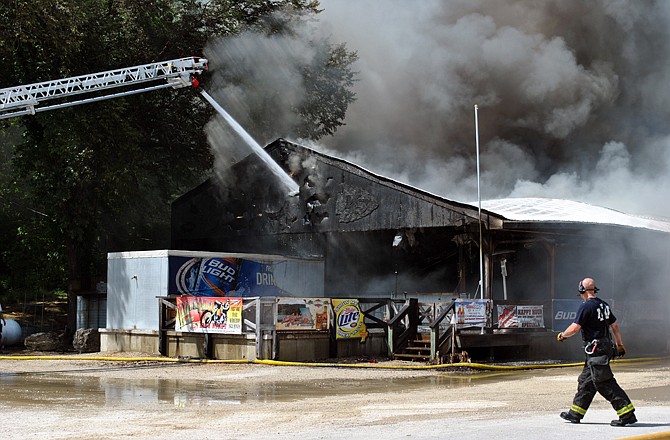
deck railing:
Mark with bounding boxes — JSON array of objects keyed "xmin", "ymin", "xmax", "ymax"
[
  {"xmin": 158, "ymin": 296, "xmax": 277, "ymax": 359},
  {"xmin": 158, "ymin": 295, "xmax": 458, "ymax": 361}
]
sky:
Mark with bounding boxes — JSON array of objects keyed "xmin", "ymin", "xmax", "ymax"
[{"xmin": 206, "ymin": 0, "xmax": 670, "ymax": 218}]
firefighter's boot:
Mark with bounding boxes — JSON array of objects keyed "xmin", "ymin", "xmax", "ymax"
[
  {"xmin": 560, "ymin": 411, "xmax": 582, "ymax": 424},
  {"xmin": 611, "ymin": 413, "xmax": 637, "ymax": 426}
]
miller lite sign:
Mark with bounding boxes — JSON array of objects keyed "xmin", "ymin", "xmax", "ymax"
[{"xmin": 332, "ymin": 299, "xmax": 368, "ymax": 342}]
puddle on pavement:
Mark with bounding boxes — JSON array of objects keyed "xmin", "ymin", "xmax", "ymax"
[
  {"xmin": 0, "ymin": 359, "xmax": 666, "ymax": 408},
  {"xmin": 0, "ymin": 369, "xmax": 527, "ymax": 408}
]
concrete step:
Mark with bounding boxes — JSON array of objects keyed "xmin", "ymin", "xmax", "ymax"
[{"xmin": 393, "ymin": 353, "xmax": 430, "ymax": 361}]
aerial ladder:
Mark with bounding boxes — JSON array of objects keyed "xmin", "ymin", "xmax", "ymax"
[
  {"xmin": 0, "ymin": 57, "xmax": 208, "ymax": 120},
  {"xmin": 0, "ymin": 55, "xmax": 297, "ymax": 189}
]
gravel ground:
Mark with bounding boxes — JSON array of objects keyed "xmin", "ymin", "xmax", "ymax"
[{"xmin": 0, "ymin": 352, "xmax": 669, "ymax": 439}]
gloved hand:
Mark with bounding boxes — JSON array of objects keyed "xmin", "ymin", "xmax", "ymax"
[
  {"xmin": 557, "ymin": 332, "xmax": 566, "ymax": 342},
  {"xmin": 617, "ymin": 344, "xmax": 626, "ymax": 357}
]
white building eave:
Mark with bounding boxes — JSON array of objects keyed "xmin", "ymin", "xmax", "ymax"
[{"xmin": 476, "ymin": 198, "xmax": 670, "ymax": 234}]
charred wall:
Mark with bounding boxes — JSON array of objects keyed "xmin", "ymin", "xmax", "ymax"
[
  {"xmin": 171, "ymin": 139, "xmax": 491, "ymax": 296},
  {"xmin": 323, "ymin": 228, "xmax": 463, "ymax": 297}
]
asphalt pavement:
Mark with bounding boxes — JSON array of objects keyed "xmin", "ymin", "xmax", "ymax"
[{"xmin": 261, "ymin": 406, "xmax": 670, "ymax": 440}]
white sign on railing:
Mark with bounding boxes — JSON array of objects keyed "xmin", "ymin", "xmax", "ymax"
[
  {"xmin": 497, "ymin": 305, "xmax": 544, "ymax": 328},
  {"xmin": 455, "ymin": 299, "xmax": 492, "ymax": 328}
]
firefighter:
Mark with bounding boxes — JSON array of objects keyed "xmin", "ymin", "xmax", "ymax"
[{"xmin": 556, "ymin": 277, "xmax": 636, "ymax": 426}]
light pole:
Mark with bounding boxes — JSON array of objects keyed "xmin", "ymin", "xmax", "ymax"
[{"xmin": 474, "ymin": 104, "xmax": 484, "ymax": 301}]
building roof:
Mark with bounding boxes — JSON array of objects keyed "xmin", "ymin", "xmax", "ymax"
[
  {"xmin": 479, "ymin": 198, "xmax": 670, "ymax": 233},
  {"xmin": 272, "ymin": 140, "xmax": 670, "ymax": 234}
]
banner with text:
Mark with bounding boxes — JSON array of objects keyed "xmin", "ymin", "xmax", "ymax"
[
  {"xmin": 497, "ymin": 305, "xmax": 545, "ymax": 329},
  {"xmin": 332, "ymin": 299, "xmax": 368, "ymax": 341},
  {"xmin": 276, "ymin": 298, "xmax": 330, "ymax": 331},
  {"xmin": 455, "ymin": 299, "xmax": 492, "ymax": 328},
  {"xmin": 552, "ymin": 298, "xmax": 614, "ymax": 331},
  {"xmin": 175, "ymin": 296, "xmax": 243, "ymax": 334},
  {"xmin": 551, "ymin": 299, "xmax": 582, "ymax": 331},
  {"xmin": 170, "ymin": 256, "xmax": 280, "ymax": 297}
]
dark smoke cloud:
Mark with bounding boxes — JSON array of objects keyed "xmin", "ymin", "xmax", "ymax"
[
  {"xmin": 312, "ymin": 0, "xmax": 670, "ymax": 217},
  {"xmin": 198, "ymin": 2, "xmax": 670, "ymax": 335},
  {"xmin": 307, "ymin": 1, "xmax": 670, "ymax": 340}
]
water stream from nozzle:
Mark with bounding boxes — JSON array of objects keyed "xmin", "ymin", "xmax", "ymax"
[{"xmin": 200, "ymin": 90, "xmax": 298, "ymax": 193}]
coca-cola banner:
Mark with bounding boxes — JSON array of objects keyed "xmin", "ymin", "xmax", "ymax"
[
  {"xmin": 332, "ymin": 299, "xmax": 368, "ymax": 341},
  {"xmin": 276, "ymin": 298, "xmax": 330, "ymax": 331},
  {"xmin": 175, "ymin": 296, "xmax": 243, "ymax": 334}
]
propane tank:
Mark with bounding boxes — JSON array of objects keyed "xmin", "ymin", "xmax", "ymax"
[{"xmin": 1, "ymin": 319, "xmax": 22, "ymax": 346}]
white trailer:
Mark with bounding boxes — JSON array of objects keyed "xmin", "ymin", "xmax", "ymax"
[{"xmin": 106, "ymin": 250, "xmax": 325, "ymax": 331}]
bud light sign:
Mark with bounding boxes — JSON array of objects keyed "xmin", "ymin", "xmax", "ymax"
[
  {"xmin": 552, "ymin": 298, "xmax": 614, "ymax": 331},
  {"xmin": 552, "ymin": 299, "xmax": 582, "ymax": 331},
  {"xmin": 170, "ymin": 256, "xmax": 281, "ymax": 297}
]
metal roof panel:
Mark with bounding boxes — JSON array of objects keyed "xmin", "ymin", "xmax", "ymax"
[{"xmin": 479, "ymin": 198, "xmax": 670, "ymax": 233}]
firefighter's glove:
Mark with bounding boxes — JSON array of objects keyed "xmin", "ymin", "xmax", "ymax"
[
  {"xmin": 557, "ymin": 332, "xmax": 567, "ymax": 342},
  {"xmin": 616, "ymin": 344, "xmax": 626, "ymax": 357}
]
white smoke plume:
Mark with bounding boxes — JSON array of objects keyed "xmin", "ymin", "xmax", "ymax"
[
  {"xmin": 203, "ymin": 28, "xmax": 315, "ymax": 186},
  {"xmin": 311, "ymin": 0, "xmax": 670, "ymax": 217}
]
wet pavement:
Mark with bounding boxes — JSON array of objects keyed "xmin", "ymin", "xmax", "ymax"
[
  {"xmin": 1, "ymin": 360, "xmax": 667, "ymax": 409},
  {"xmin": 0, "ymin": 358, "xmax": 668, "ymax": 439},
  {"xmin": 0, "ymin": 368, "xmax": 526, "ymax": 408}
]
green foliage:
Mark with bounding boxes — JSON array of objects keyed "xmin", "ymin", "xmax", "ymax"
[
  {"xmin": 0, "ymin": 0, "xmax": 357, "ymax": 301},
  {"xmin": 297, "ymin": 42, "xmax": 359, "ymax": 140},
  {"xmin": 0, "ymin": 287, "xmax": 68, "ymax": 309}
]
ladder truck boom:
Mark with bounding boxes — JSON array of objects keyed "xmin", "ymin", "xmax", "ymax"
[{"xmin": 0, "ymin": 57, "xmax": 207, "ymax": 120}]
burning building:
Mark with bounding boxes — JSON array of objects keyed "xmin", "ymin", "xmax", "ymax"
[
  {"xmin": 172, "ymin": 138, "xmax": 495, "ymax": 297},
  {"xmin": 170, "ymin": 138, "xmax": 670, "ymax": 360}
]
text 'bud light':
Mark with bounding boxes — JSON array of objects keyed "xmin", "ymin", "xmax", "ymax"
[
  {"xmin": 194, "ymin": 258, "xmax": 238, "ymax": 296},
  {"xmin": 555, "ymin": 311, "xmax": 577, "ymax": 320}
]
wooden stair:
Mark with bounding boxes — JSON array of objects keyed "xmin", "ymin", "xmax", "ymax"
[{"xmin": 393, "ymin": 333, "xmax": 431, "ymax": 362}]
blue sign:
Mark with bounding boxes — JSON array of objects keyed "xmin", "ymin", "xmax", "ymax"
[
  {"xmin": 552, "ymin": 299, "xmax": 582, "ymax": 331},
  {"xmin": 552, "ymin": 298, "xmax": 614, "ymax": 331},
  {"xmin": 169, "ymin": 256, "xmax": 280, "ymax": 297}
]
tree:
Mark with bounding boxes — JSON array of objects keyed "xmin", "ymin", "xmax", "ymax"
[
  {"xmin": 0, "ymin": 0, "xmax": 357, "ymax": 338},
  {"xmin": 297, "ymin": 42, "xmax": 358, "ymax": 140}
]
